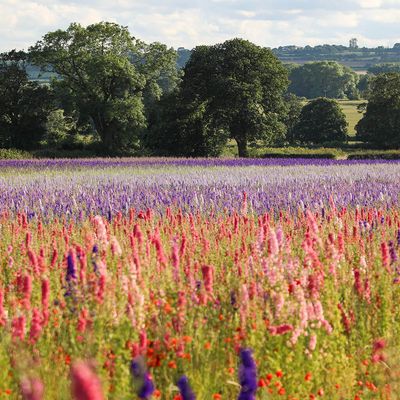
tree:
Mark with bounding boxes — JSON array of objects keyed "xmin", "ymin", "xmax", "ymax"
[
  {"xmin": 356, "ymin": 73, "xmax": 400, "ymax": 147},
  {"xmin": 0, "ymin": 50, "xmax": 52, "ymax": 149},
  {"xmin": 282, "ymin": 93, "xmax": 304, "ymax": 143},
  {"xmin": 180, "ymin": 38, "xmax": 289, "ymax": 157},
  {"xmin": 368, "ymin": 63, "xmax": 400, "ymax": 75},
  {"xmin": 44, "ymin": 109, "xmax": 76, "ymax": 148},
  {"xmin": 357, "ymin": 74, "xmax": 371, "ymax": 98},
  {"xmin": 293, "ymin": 98, "xmax": 348, "ymax": 144},
  {"xmin": 30, "ymin": 22, "xmax": 178, "ymax": 153},
  {"xmin": 288, "ymin": 61, "xmax": 359, "ymax": 99},
  {"xmin": 144, "ymin": 91, "xmax": 227, "ymax": 157}
]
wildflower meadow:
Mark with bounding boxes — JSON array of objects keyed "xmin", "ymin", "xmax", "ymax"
[{"xmin": 1, "ymin": 158, "xmax": 400, "ymax": 399}]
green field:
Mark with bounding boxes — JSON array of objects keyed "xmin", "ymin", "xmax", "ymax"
[{"xmin": 337, "ymin": 99, "xmax": 365, "ymax": 136}]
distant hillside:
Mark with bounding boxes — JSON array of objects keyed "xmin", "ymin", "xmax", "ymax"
[
  {"xmin": 26, "ymin": 44, "xmax": 400, "ymax": 81},
  {"xmin": 273, "ymin": 44, "xmax": 400, "ymax": 73}
]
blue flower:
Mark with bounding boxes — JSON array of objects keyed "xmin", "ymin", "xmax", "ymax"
[
  {"xmin": 237, "ymin": 348, "xmax": 257, "ymax": 400},
  {"xmin": 130, "ymin": 357, "xmax": 155, "ymax": 399},
  {"xmin": 66, "ymin": 252, "xmax": 76, "ymax": 282},
  {"xmin": 177, "ymin": 375, "xmax": 196, "ymax": 400}
]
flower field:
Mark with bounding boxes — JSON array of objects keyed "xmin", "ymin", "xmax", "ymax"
[{"xmin": 1, "ymin": 158, "xmax": 400, "ymax": 399}]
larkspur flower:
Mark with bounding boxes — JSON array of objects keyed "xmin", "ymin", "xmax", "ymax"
[
  {"xmin": 71, "ymin": 361, "xmax": 104, "ymax": 400},
  {"xmin": 177, "ymin": 375, "xmax": 196, "ymax": 400},
  {"xmin": 238, "ymin": 348, "xmax": 257, "ymax": 400},
  {"xmin": 130, "ymin": 357, "xmax": 155, "ymax": 399}
]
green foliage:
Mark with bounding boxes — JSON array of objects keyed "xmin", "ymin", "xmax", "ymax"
[
  {"xmin": 30, "ymin": 22, "xmax": 178, "ymax": 154},
  {"xmin": 293, "ymin": 98, "xmax": 348, "ymax": 144},
  {"xmin": 0, "ymin": 50, "xmax": 53, "ymax": 149},
  {"xmin": 356, "ymin": 73, "xmax": 400, "ymax": 147},
  {"xmin": 44, "ymin": 109, "xmax": 76, "ymax": 148},
  {"xmin": 348, "ymin": 150, "xmax": 400, "ymax": 159},
  {"xmin": 283, "ymin": 94, "xmax": 305, "ymax": 143},
  {"xmin": 0, "ymin": 148, "xmax": 32, "ymax": 159},
  {"xmin": 368, "ymin": 63, "xmax": 400, "ymax": 75},
  {"xmin": 145, "ymin": 91, "xmax": 227, "ymax": 157},
  {"xmin": 180, "ymin": 38, "xmax": 289, "ymax": 157},
  {"xmin": 288, "ymin": 61, "xmax": 360, "ymax": 99},
  {"xmin": 357, "ymin": 74, "xmax": 371, "ymax": 98}
]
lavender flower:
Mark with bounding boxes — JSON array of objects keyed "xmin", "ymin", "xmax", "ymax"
[
  {"xmin": 130, "ymin": 357, "xmax": 154, "ymax": 399},
  {"xmin": 238, "ymin": 348, "xmax": 257, "ymax": 400},
  {"xmin": 177, "ymin": 375, "xmax": 196, "ymax": 400}
]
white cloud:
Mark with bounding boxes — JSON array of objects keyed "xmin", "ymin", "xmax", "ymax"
[
  {"xmin": 0, "ymin": 0, "xmax": 399, "ymax": 51},
  {"xmin": 357, "ymin": 0, "xmax": 383, "ymax": 8}
]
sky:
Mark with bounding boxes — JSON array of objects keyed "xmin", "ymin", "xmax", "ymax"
[{"xmin": 0, "ymin": 0, "xmax": 400, "ymax": 52}]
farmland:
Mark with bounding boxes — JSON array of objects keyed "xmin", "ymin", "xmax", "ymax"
[
  {"xmin": 337, "ymin": 100, "xmax": 364, "ymax": 136},
  {"xmin": 1, "ymin": 158, "xmax": 400, "ymax": 399}
]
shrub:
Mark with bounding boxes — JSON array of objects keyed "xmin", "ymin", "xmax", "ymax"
[{"xmin": 293, "ymin": 98, "xmax": 348, "ymax": 144}]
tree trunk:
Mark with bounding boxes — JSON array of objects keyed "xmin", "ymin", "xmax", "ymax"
[{"xmin": 235, "ymin": 136, "xmax": 249, "ymax": 158}]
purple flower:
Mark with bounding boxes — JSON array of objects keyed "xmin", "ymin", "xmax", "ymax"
[
  {"xmin": 389, "ymin": 241, "xmax": 398, "ymax": 263},
  {"xmin": 238, "ymin": 348, "xmax": 257, "ymax": 400},
  {"xmin": 66, "ymin": 252, "xmax": 77, "ymax": 282},
  {"xmin": 130, "ymin": 357, "xmax": 154, "ymax": 399},
  {"xmin": 177, "ymin": 375, "xmax": 196, "ymax": 400}
]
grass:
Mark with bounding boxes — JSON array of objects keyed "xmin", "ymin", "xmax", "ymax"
[{"xmin": 337, "ymin": 99, "xmax": 365, "ymax": 136}]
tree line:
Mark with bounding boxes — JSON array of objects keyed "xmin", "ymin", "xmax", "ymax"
[{"xmin": 1, "ymin": 22, "xmax": 400, "ymax": 157}]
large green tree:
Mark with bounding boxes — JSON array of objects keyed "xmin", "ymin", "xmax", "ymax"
[
  {"xmin": 180, "ymin": 38, "xmax": 289, "ymax": 157},
  {"xmin": 288, "ymin": 61, "xmax": 359, "ymax": 99},
  {"xmin": 293, "ymin": 98, "xmax": 348, "ymax": 144},
  {"xmin": 144, "ymin": 91, "xmax": 227, "ymax": 157},
  {"xmin": 30, "ymin": 22, "xmax": 178, "ymax": 153},
  {"xmin": 356, "ymin": 73, "xmax": 400, "ymax": 147},
  {"xmin": 0, "ymin": 50, "xmax": 52, "ymax": 149}
]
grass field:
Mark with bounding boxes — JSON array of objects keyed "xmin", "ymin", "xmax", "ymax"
[{"xmin": 337, "ymin": 99, "xmax": 365, "ymax": 136}]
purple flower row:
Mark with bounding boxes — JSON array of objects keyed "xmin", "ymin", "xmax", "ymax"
[{"xmin": 0, "ymin": 159, "xmax": 399, "ymax": 218}]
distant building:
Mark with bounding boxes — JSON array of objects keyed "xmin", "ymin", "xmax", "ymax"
[{"xmin": 349, "ymin": 38, "xmax": 358, "ymax": 49}]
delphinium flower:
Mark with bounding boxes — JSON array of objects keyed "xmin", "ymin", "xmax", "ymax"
[
  {"xmin": 177, "ymin": 375, "xmax": 196, "ymax": 400},
  {"xmin": 238, "ymin": 348, "xmax": 257, "ymax": 400},
  {"xmin": 67, "ymin": 250, "xmax": 77, "ymax": 282},
  {"xmin": 65, "ymin": 249, "xmax": 78, "ymax": 299},
  {"xmin": 71, "ymin": 361, "xmax": 104, "ymax": 400},
  {"xmin": 130, "ymin": 356, "xmax": 155, "ymax": 399}
]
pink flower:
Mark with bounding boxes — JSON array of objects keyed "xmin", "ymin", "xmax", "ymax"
[
  {"xmin": 309, "ymin": 333, "xmax": 317, "ymax": 351},
  {"xmin": 20, "ymin": 377, "xmax": 44, "ymax": 400},
  {"xmin": 29, "ymin": 308, "xmax": 43, "ymax": 343},
  {"xmin": 71, "ymin": 361, "xmax": 104, "ymax": 400},
  {"xmin": 12, "ymin": 315, "xmax": 26, "ymax": 341},
  {"xmin": 269, "ymin": 324, "xmax": 293, "ymax": 335}
]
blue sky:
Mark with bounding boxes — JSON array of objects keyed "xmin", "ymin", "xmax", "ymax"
[{"xmin": 0, "ymin": 0, "xmax": 399, "ymax": 51}]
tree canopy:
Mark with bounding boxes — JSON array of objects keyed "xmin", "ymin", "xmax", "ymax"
[
  {"xmin": 30, "ymin": 22, "xmax": 178, "ymax": 153},
  {"xmin": 293, "ymin": 98, "xmax": 348, "ymax": 144},
  {"xmin": 288, "ymin": 61, "xmax": 359, "ymax": 99},
  {"xmin": 368, "ymin": 63, "xmax": 400, "ymax": 75},
  {"xmin": 180, "ymin": 38, "xmax": 289, "ymax": 157},
  {"xmin": 0, "ymin": 50, "xmax": 52, "ymax": 149},
  {"xmin": 356, "ymin": 73, "xmax": 400, "ymax": 147}
]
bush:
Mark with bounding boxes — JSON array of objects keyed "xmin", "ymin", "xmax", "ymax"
[
  {"xmin": 31, "ymin": 148, "xmax": 98, "ymax": 159},
  {"xmin": 347, "ymin": 150, "xmax": 400, "ymax": 159},
  {"xmin": 0, "ymin": 148, "xmax": 32, "ymax": 159},
  {"xmin": 293, "ymin": 98, "xmax": 348, "ymax": 144},
  {"xmin": 262, "ymin": 146, "xmax": 344, "ymax": 159}
]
